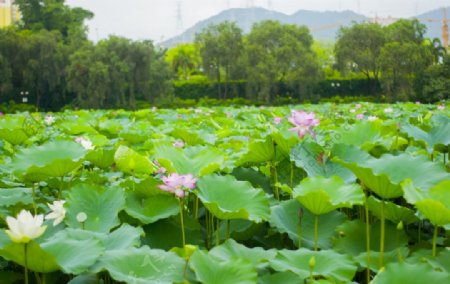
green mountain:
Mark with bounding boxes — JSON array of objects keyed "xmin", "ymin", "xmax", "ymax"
[{"xmin": 162, "ymin": 7, "xmax": 448, "ymax": 47}]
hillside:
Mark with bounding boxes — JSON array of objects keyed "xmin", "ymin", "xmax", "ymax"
[{"xmin": 162, "ymin": 7, "xmax": 448, "ymax": 47}]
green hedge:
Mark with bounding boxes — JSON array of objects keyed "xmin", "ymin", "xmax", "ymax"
[{"xmin": 173, "ymin": 79, "xmax": 378, "ymax": 102}]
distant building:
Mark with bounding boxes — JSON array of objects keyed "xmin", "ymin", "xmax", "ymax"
[{"xmin": 0, "ymin": 0, "xmax": 20, "ymax": 28}]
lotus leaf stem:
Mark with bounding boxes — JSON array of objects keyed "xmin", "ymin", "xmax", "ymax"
[
  {"xmin": 432, "ymin": 225, "xmax": 438, "ymax": 258},
  {"xmin": 364, "ymin": 193, "xmax": 371, "ymax": 284},
  {"xmin": 379, "ymin": 199, "xmax": 385, "ymax": 268},
  {"xmin": 216, "ymin": 219, "xmax": 220, "ymax": 246},
  {"xmin": 314, "ymin": 215, "xmax": 319, "ymax": 251}
]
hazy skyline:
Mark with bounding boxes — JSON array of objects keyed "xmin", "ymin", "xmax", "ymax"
[{"xmin": 66, "ymin": 0, "xmax": 449, "ymax": 42}]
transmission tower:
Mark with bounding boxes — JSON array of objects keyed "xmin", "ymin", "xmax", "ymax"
[{"xmin": 175, "ymin": 1, "xmax": 184, "ymax": 36}]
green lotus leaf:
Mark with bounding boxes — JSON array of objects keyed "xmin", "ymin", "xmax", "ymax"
[
  {"xmin": 9, "ymin": 140, "xmax": 87, "ymax": 181},
  {"xmin": 209, "ymin": 239, "xmax": 276, "ymax": 269},
  {"xmin": 40, "ymin": 229, "xmax": 104, "ymax": 274},
  {"xmin": 171, "ymin": 127, "xmax": 215, "ymax": 145},
  {"xmin": 59, "ymin": 121, "xmax": 97, "ymax": 135},
  {"xmin": 0, "ymin": 116, "xmax": 32, "ymax": 145},
  {"xmin": 293, "ymin": 176, "xmax": 364, "ymax": 215},
  {"xmin": 98, "ymin": 247, "xmax": 185, "ymax": 284},
  {"xmin": 67, "ymin": 274, "xmax": 98, "ymax": 284},
  {"xmin": 259, "ymin": 271, "xmax": 303, "ymax": 284},
  {"xmin": 270, "ymin": 249, "xmax": 357, "ymax": 282},
  {"xmin": 271, "ymin": 130, "xmax": 300, "ymax": 158},
  {"xmin": 406, "ymin": 249, "xmax": 450, "ymax": 273},
  {"xmin": 355, "ymin": 247, "xmax": 410, "ymax": 272},
  {"xmin": 334, "ymin": 160, "xmax": 403, "ymax": 199},
  {"xmin": 270, "ymin": 199, "xmax": 347, "ymax": 249},
  {"xmin": 98, "ymin": 119, "xmax": 127, "ymax": 136},
  {"xmin": 190, "ymin": 250, "xmax": 258, "ymax": 284},
  {"xmin": 335, "ymin": 147, "xmax": 449, "ymax": 198},
  {"xmin": 290, "ymin": 142, "xmax": 355, "ymax": 183},
  {"xmin": 85, "ymin": 147, "xmax": 115, "ymax": 169},
  {"xmin": 0, "ymin": 231, "xmax": 59, "ymax": 273},
  {"xmin": 65, "ymin": 184, "xmax": 125, "ymax": 233},
  {"xmin": 367, "ymin": 196, "xmax": 419, "ymax": 225},
  {"xmin": 402, "ymin": 180, "xmax": 450, "ymax": 226},
  {"xmin": 333, "ymin": 220, "xmax": 408, "ymax": 256},
  {"xmin": 114, "ymin": 145, "xmax": 156, "ymax": 175},
  {"xmin": 238, "ymin": 137, "xmax": 274, "ymax": 164},
  {"xmin": 120, "ymin": 176, "xmax": 167, "ymax": 197},
  {"xmin": 367, "ymin": 154, "xmax": 449, "ymax": 190},
  {"xmin": 335, "ymin": 122, "xmax": 382, "ymax": 148},
  {"xmin": 402, "ymin": 123, "xmax": 450, "ymax": 152},
  {"xmin": 372, "ymin": 262, "xmax": 450, "ymax": 284},
  {"xmin": 143, "ymin": 217, "xmax": 204, "ymax": 250},
  {"xmin": 0, "ymin": 188, "xmax": 33, "ymax": 207},
  {"xmin": 154, "ymin": 144, "xmax": 225, "ymax": 176},
  {"xmin": 124, "ymin": 191, "xmax": 179, "ymax": 224},
  {"xmin": 196, "ymin": 174, "xmax": 270, "ymax": 222},
  {"xmin": 103, "ymin": 224, "xmax": 143, "ymax": 251}
]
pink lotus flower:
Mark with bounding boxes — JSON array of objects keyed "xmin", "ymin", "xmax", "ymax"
[
  {"xmin": 288, "ymin": 110, "xmax": 320, "ymax": 139},
  {"xmin": 173, "ymin": 140, "xmax": 185, "ymax": 148},
  {"xmin": 356, "ymin": 114, "xmax": 364, "ymax": 120},
  {"xmin": 437, "ymin": 105, "xmax": 445, "ymax": 110},
  {"xmin": 274, "ymin": 117, "xmax": 282, "ymax": 125},
  {"xmin": 415, "ymin": 101, "xmax": 421, "ymax": 105},
  {"xmin": 158, "ymin": 173, "xmax": 198, "ymax": 198},
  {"xmin": 355, "ymin": 104, "xmax": 362, "ymax": 109}
]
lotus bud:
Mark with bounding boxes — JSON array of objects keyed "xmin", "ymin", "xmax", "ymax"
[
  {"xmin": 309, "ymin": 256, "xmax": 316, "ymax": 270},
  {"xmin": 397, "ymin": 221, "xmax": 404, "ymax": 231}
]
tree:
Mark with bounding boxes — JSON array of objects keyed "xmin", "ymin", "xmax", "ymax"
[
  {"xmin": 166, "ymin": 43, "xmax": 201, "ymax": 80},
  {"xmin": 380, "ymin": 19, "xmax": 434, "ymax": 101},
  {"xmin": 380, "ymin": 42, "xmax": 433, "ymax": 101},
  {"xmin": 195, "ymin": 21, "xmax": 244, "ymax": 99},
  {"xmin": 14, "ymin": 0, "xmax": 93, "ymax": 39},
  {"xmin": 415, "ymin": 53, "xmax": 450, "ymax": 102},
  {"xmin": 245, "ymin": 20, "xmax": 322, "ymax": 103},
  {"xmin": 335, "ymin": 23, "xmax": 386, "ymax": 97}
]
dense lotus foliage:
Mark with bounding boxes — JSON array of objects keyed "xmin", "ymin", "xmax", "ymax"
[{"xmin": 0, "ymin": 102, "xmax": 449, "ymax": 283}]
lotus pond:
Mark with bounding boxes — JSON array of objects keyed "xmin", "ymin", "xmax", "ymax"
[{"xmin": 0, "ymin": 102, "xmax": 449, "ymax": 284}]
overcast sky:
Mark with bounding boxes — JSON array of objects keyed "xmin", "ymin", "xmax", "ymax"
[{"xmin": 66, "ymin": 0, "xmax": 449, "ymax": 42}]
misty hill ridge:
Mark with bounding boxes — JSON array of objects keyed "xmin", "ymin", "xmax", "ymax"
[{"xmin": 163, "ymin": 7, "xmax": 448, "ymax": 47}]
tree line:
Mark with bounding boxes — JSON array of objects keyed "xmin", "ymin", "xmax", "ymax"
[{"xmin": 0, "ymin": 0, "xmax": 448, "ymax": 111}]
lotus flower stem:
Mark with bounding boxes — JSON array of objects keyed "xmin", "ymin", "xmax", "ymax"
[
  {"xmin": 272, "ymin": 141, "xmax": 280, "ymax": 200},
  {"xmin": 379, "ymin": 199, "xmax": 385, "ymax": 268},
  {"xmin": 194, "ymin": 195, "xmax": 199, "ymax": 219},
  {"xmin": 24, "ymin": 243, "xmax": 28, "ymax": 284},
  {"xmin": 314, "ymin": 215, "xmax": 319, "ymax": 251},
  {"xmin": 290, "ymin": 161, "xmax": 294, "ymax": 189},
  {"xmin": 432, "ymin": 225, "xmax": 438, "ymax": 258},
  {"xmin": 179, "ymin": 200, "xmax": 186, "ymax": 248},
  {"xmin": 364, "ymin": 193, "xmax": 371, "ymax": 284},
  {"xmin": 226, "ymin": 220, "xmax": 230, "ymax": 240}
]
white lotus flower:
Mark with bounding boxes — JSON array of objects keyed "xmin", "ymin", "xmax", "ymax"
[
  {"xmin": 5, "ymin": 210, "xmax": 47, "ymax": 243},
  {"xmin": 45, "ymin": 200, "xmax": 66, "ymax": 226},
  {"xmin": 384, "ymin": 107, "xmax": 393, "ymax": 113},
  {"xmin": 75, "ymin": 136, "xmax": 94, "ymax": 150},
  {"xmin": 44, "ymin": 115, "xmax": 55, "ymax": 125},
  {"xmin": 367, "ymin": 116, "xmax": 378, "ymax": 121}
]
